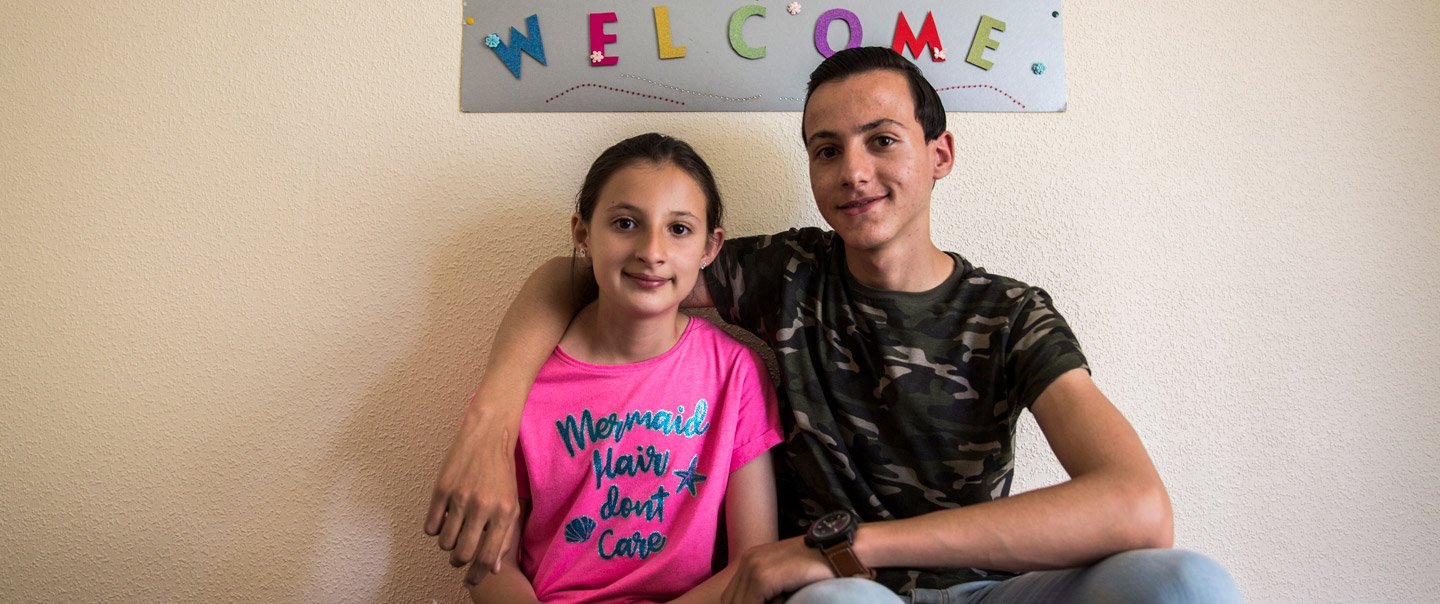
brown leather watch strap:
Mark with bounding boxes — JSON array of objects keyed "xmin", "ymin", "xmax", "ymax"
[{"xmin": 820, "ymin": 541, "xmax": 875, "ymax": 579}]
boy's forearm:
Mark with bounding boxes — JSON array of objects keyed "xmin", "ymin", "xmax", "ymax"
[
  {"xmin": 429, "ymin": 257, "xmax": 593, "ymax": 572},
  {"xmin": 466, "ymin": 256, "xmax": 592, "ymax": 424},
  {"xmin": 852, "ymin": 469, "xmax": 1171, "ymax": 573}
]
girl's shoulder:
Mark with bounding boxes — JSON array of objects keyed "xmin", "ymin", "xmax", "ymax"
[
  {"xmin": 679, "ymin": 316, "xmax": 768, "ymax": 369},
  {"xmin": 681, "ymin": 315, "xmax": 745, "ymax": 348}
]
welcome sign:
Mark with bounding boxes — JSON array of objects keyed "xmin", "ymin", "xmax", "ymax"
[{"xmin": 460, "ymin": 1, "xmax": 1065, "ymax": 112}]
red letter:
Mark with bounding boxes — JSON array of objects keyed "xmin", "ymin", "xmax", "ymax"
[
  {"xmin": 892, "ymin": 11, "xmax": 942, "ymax": 59},
  {"xmin": 589, "ymin": 12, "xmax": 619, "ymax": 66}
]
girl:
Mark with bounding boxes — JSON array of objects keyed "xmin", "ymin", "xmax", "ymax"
[{"xmin": 471, "ymin": 133, "xmax": 782, "ymax": 604}]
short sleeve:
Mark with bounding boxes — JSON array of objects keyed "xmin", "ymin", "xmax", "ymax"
[
  {"xmin": 1005, "ymin": 287, "xmax": 1089, "ymax": 410},
  {"xmin": 727, "ymin": 348, "xmax": 783, "ymax": 472},
  {"xmin": 704, "ymin": 228, "xmax": 826, "ymax": 337}
]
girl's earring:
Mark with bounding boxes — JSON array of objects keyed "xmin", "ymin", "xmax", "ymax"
[
  {"xmin": 577, "ymin": 247, "xmax": 587, "ymax": 258},
  {"xmin": 700, "ymin": 261, "xmax": 708, "ymax": 269}
]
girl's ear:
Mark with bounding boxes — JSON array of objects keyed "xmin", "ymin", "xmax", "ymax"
[
  {"xmin": 701, "ymin": 227, "xmax": 725, "ymax": 268},
  {"xmin": 571, "ymin": 213, "xmax": 589, "ymax": 254}
]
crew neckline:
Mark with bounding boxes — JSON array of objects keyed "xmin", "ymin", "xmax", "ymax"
[
  {"xmin": 552, "ymin": 316, "xmax": 697, "ymax": 370},
  {"xmin": 840, "ymin": 247, "xmax": 976, "ymax": 302}
]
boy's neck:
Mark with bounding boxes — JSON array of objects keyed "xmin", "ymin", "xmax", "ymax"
[
  {"xmin": 562, "ymin": 302, "xmax": 688, "ymax": 365},
  {"xmin": 844, "ymin": 240, "xmax": 954, "ymax": 293}
]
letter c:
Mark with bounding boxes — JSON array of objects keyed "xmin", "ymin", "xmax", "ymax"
[{"xmin": 729, "ymin": 5, "xmax": 766, "ymax": 59}]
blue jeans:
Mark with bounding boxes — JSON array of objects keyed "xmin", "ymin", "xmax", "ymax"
[{"xmin": 786, "ymin": 549, "xmax": 1241, "ymax": 604}]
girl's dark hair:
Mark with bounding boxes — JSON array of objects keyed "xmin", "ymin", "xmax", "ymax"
[
  {"xmin": 575, "ymin": 133, "xmax": 723, "ymax": 232},
  {"xmin": 804, "ymin": 46, "xmax": 947, "ymax": 142}
]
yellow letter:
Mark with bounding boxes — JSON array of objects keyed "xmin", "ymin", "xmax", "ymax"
[
  {"xmin": 966, "ymin": 15, "xmax": 1005, "ymax": 70},
  {"xmin": 653, "ymin": 6, "xmax": 686, "ymax": 59}
]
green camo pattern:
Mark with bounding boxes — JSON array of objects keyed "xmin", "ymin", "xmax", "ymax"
[{"xmin": 705, "ymin": 228, "xmax": 1088, "ymax": 592}]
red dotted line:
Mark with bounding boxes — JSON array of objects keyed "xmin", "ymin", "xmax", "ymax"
[
  {"xmin": 935, "ymin": 84, "xmax": 1025, "ymax": 109},
  {"xmin": 545, "ymin": 83, "xmax": 685, "ymax": 106}
]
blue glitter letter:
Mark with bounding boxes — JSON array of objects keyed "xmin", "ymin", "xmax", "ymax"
[{"xmin": 490, "ymin": 14, "xmax": 547, "ymax": 79}]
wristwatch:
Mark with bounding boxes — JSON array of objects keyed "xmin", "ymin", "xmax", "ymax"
[{"xmin": 804, "ymin": 510, "xmax": 874, "ymax": 579}]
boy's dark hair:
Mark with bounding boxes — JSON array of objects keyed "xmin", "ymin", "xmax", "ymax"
[
  {"xmin": 575, "ymin": 132, "xmax": 723, "ymax": 232},
  {"xmin": 804, "ymin": 47, "xmax": 947, "ymax": 141}
]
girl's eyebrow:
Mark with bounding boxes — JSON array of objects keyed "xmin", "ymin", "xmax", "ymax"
[{"xmin": 603, "ymin": 203, "xmax": 698, "ymax": 219}]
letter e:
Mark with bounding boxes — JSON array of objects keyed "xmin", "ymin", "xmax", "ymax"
[
  {"xmin": 590, "ymin": 12, "xmax": 619, "ymax": 66},
  {"xmin": 966, "ymin": 15, "xmax": 1005, "ymax": 70}
]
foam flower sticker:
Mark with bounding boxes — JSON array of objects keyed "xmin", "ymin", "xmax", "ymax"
[
  {"xmin": 786, "ymin": 2, "xmax": 802, "ymax": 15},
  {"xmin": 932, "ymin": 48, "xmax": 947, "ymax": 62},
  {"xmin": 1032, "ymin": 62, "xmax": 1047, "ymax": 75},
  {"xmin": 484, "ymin": 33, "xmax": 500, "ymax": 48},
  {"xmin": 590, "ymin": 50, "xmax": 605, "ymax": 64}
]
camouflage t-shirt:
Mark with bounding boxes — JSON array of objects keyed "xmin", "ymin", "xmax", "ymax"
[{"xmin": 702, "ymin": 228, "xmax": 1089, "ymax": 593}]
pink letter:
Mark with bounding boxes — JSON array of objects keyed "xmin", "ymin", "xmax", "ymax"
[{"xmin": 589, "ymin": 12, "xmax": 619, "ymax": 66}]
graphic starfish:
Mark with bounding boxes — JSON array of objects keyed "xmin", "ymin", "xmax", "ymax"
[{"xmin": 673, "ymin": 455, "xmax": 707, "ymax": 496}]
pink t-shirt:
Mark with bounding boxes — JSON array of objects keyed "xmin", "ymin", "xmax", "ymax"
[{"xmin": 515, "ymin": 318, "xmax": 781, "ymax": 604}]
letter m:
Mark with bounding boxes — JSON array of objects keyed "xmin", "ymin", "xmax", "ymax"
[
  {"xmin": 891, "ymin": 11, "xmax": 942, "ymax": 59},
  {"xmin": 491, "ymin": 14, "xmax": 547, "ymax": 79}
]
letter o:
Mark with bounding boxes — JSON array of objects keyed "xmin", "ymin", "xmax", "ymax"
[{"xmin": 814, "ymin": 9, "xmax": 863, "ymax": 58}]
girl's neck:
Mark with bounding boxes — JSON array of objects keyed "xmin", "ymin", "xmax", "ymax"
[{"xmin": 560, "ymin": 300, "xmax": 689, "ymax": 365}]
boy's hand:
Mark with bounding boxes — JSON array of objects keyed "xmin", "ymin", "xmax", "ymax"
[
  {"xmin": 425, "ymin": 421, "xmax": 520, "ymax": 577},
  {"xmin": 722, "ymin": 537, "xmax": 835, "ymax": 603}
]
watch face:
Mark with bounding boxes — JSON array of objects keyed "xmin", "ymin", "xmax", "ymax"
[{"xmin": 810, "ymin": 511, "xmax": 853, "ymax": 541}]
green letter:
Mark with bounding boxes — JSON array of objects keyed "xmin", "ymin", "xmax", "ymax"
[
  {"xmin": 729, "ymin": 5, "xmax": 766, "ymax": 59},
  {"xmin": 966, "ymin": 15, "xmax": 1005, "ymax": 70}
]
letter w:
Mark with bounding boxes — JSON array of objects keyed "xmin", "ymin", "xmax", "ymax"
[{"xmin": 491, "ymin": 14, "xmax": 547, "ymax": 79}]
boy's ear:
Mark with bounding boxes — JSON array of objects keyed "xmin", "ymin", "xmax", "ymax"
[
  {"xmin": 931, "ymin": 130, "xmax": 956, "ymax": 180},
  {"xmin": 570, "ymin": 213, "xmax": 588, "ymax": 252}
]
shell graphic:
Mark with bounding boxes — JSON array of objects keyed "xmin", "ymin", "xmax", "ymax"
[{"xmin": 564, "ymin": 515, "xmax": 597, "ymax": 543}]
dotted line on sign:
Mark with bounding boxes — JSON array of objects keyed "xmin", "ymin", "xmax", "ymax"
[
  {"xmin": 934, "ymin": 84, "xmax": 1026, "ymax": 109},
  {"xmin": 620, "ymin": 74, "xmax": 760, "ymax": 102},
  {"xmin": 545, "ymin": 83, "xmax": 685, "ymax": 106}
]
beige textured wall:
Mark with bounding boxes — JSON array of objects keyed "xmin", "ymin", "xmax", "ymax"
[{"xmin": 3, "ymin": 1, "xmax": 1437, "ymax": 602}]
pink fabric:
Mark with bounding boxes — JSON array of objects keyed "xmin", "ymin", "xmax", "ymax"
[{"xmin": 515, "ymin": 318, "xmax": 782, "ymax": 604}]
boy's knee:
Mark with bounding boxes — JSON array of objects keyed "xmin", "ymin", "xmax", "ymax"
[
  {"xmin": 1102, "ymin": 549, "xmax": 1241, "ymax": 603},
  {"xmin": 787, "ymin": 577, "xmax": 904, "ymax": 604}
]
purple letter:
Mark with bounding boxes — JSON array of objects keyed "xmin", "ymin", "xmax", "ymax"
[{"xmin": 814, "ymin": 9, "xmax": 863, "ymax": 58}]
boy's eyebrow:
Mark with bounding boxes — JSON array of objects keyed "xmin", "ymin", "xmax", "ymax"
[{"xmin": 805, "ymin": 118, "xmax": 904, "ymax": 146}]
